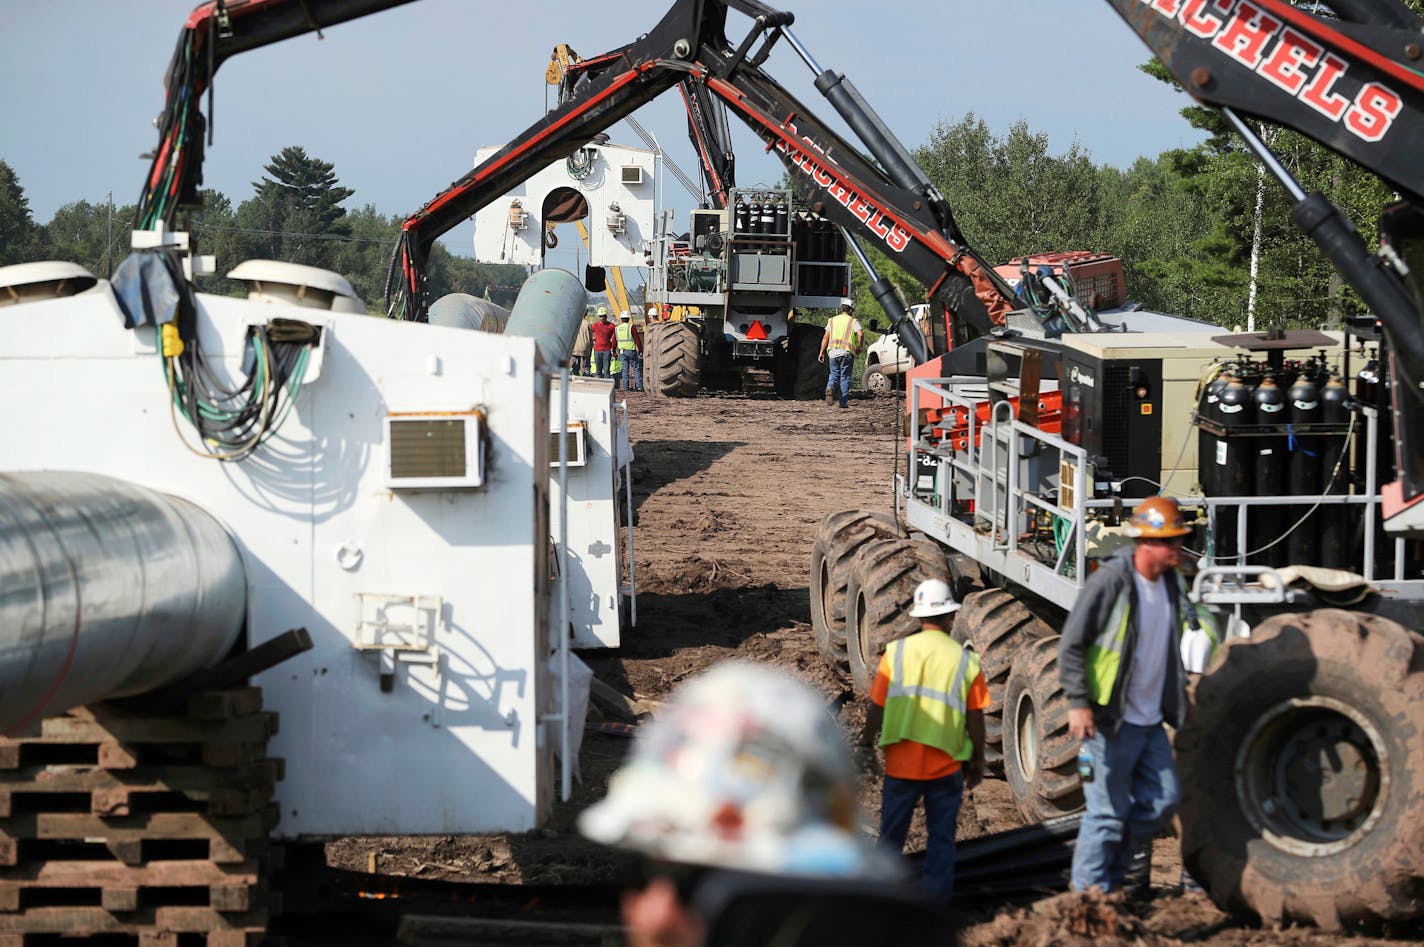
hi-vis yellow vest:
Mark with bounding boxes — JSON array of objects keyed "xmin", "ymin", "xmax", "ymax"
[
  {"xmin": 879, "ymin": 630, "xmax": 978, "ymax": 760},
  {"xmin": 1086, "ymin": 574, "xmax": 1222, "ymax": 705},
  {"xmin": 615, "ymin": 322, "xmax": 638, "ymax": 351},
  {"xmin": 826, "ymin": 313, "xmax": 857, "ymax": 351}
]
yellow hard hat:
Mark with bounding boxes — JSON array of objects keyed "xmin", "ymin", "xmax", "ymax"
[{"xmin": 1127, "ymin": 496, "xmax": 1191, "ymax": 539}]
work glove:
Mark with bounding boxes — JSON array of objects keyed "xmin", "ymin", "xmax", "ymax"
[{"xmin": 1180, "ymin": 626, "xmax": 1213, "ymax": 674}]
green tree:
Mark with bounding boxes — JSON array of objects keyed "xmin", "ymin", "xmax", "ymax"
[
  {"xmin": 0, "ymin": 161, "xmax": 46, "ymax": 265},
  {"xmin": 41, "ymin": 198, "xmax": 136, "ymax": 277},
  {"xmin": 241, "ymin": 146, "xmax": 355, "ymax": 270}
]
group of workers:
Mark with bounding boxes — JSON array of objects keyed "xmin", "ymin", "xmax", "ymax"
[
  {"xmin": 571, "ymin": 305, "xmax": 645, "ymax": 391},
  {"xmin": 580, "ymin": 494, "xmax": 1218, "ymax": 946}
]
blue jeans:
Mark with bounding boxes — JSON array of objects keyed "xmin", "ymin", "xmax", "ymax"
[
  {"xmin": 828, "ymin": 354, "xmax": 854, "ymax": 407},
  {"xmin": 593, "ymin": 350, "xmax": 612, "ymax": 378},
  {"xmin": 620, "ymin": 351, "xmax": 643, "ymax": 390},
  {"xmin": 1071, "ymin": 722, "xmax": 1180, "ymax": 892},
  {"xmin": 879, "ymin": 770, "xmax": 964, "ymax": 903}
]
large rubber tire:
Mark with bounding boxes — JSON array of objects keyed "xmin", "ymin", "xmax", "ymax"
[
  {"xmin": 809, "ymin": 509, "xmax": 903, "ymax": 667},
  {"xmin": 951, "ymin": 589, "xmax": 1056, "ymax": 767},
  {"xmin": 1002, "ymin": 636, "xmax": 1084, "ymax": 823},
  {"xmin": 844, "ymin": 537, "xmax": 949, "ymax": 695},
  {"xmin": 646, "ymin": 321, "xmax": 701, "ymax": 398},
  {"xmin": 1178, "ymin": 609, "xmax": 1424, "ymax": 931},
  {"xmin": 789, "ymin": 322, "xmax": 830, "ymax": 401}
]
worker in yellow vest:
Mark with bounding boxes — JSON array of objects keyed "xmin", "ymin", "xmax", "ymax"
[
  {"xmin": 1057, "ymin": 495, "xmax": 1220, "ymax": 894},
  {"xmin": 615, "ymin": 310, "xmax": 644, "ymax": 392},
  {"xmin": 818, "ymin": 298, "xmax": 863, "ymax": 408},
  {"xmin": 861, "ymin": 578, "xmax": 987, "ymax": 903}
]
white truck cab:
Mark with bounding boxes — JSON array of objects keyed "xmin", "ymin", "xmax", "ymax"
[{"xmin": 862, "ymin": 303, "xmax": 927, "ymax": 393}]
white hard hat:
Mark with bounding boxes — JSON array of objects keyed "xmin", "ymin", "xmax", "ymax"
[
  {"xmin": 908, "ymin": 578, "xmax": 959, "ymax": 618},
  {"xmin": 579, "ymin": 661, "xmax": 897, "ymax": 879},
  {"xmin": 839, "ymin": 297, "xmax": 855, "ymax": 310},
  {"xmin": 620, "ymin": 310, "xmax": 631, "ymax": 320}
]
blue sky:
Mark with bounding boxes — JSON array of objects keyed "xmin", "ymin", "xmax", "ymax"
[{"xmin": 1, "ymin": 1, "xmax": 1204, "ymax": 262}]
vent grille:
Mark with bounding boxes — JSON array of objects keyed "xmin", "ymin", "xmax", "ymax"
[
  {"xmin": 390, "ymin": 419, "xmax": 466, "ymax": 480},
  {"xmin": 1102, "ymin": 364, "xmax": 1132, "ymax": 476}
]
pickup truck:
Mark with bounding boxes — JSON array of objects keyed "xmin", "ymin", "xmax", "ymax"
[{"xmin": 861, "ymin": 303, "xmax": 926, "ymax": 393}]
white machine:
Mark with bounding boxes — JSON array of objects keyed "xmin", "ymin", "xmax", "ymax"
[
  {"xmin": 474, "ymin": 142, "xmax": 657, "ymax": 269},
  {"xmin": 0, "ymin": 256, "xmax": 628, "ymax": 836}
]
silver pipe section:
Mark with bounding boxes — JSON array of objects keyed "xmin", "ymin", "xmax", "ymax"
[
  {"xmin": 504, "ymin": 268, "xmax": 588, "ymax": 371},
  {"xmin": 427, "ymin": 293, "xmax": 512, "ymax": 334},
  {"xmin": 0, "ymin": 472, "xmax": 245, "ymax": 734}
]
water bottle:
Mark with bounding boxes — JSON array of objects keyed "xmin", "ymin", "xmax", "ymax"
[{"xmin": 1077, "ymin": 743, "xmax": 1095, "ymax": 783}]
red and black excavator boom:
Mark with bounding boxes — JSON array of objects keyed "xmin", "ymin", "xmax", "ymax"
[{"xmin": 381, "ymin": 0, "xmax": 1023, "ymax": 361}]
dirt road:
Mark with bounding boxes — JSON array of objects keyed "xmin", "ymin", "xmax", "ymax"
[{"xmin": 328, "ymin": 389, "xmax": 1410, "ymax": 945}]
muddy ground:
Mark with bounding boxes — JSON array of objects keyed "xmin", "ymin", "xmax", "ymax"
[{"xmin": 326, "ymin": 389, "xmax": 1408, "ymax": 945}]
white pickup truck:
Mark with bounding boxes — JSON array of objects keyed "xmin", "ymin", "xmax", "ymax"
[{"xmin": 861, "ymin": 303, "xmax": 927, "ymax": 393}]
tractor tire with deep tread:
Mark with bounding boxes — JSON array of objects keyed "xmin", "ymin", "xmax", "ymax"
[
  {"xmin": 1002, "ymin": 636, "xmax": 1084, "ymax": 823},
  {"xmin": 1177, "ymin": 609, "xmax": 1424, "ymax": 931},
  {"xmin": 809, "ymin": 509, "xmax": 903, "ymax": 667},
  {"xmin": 646, "ymin": 321, "xmax": 701, "ymax": 398},
  {"xmin": 789, "ymin": 322, "xmax": 830, "ymax": 401},
  {"xmin": 952, "ymin": 588, "xmax": 1056, "ymax": 766},
  {"xmin": 844, "ymin": 537, "xmax": 949, "ymax": 695}
]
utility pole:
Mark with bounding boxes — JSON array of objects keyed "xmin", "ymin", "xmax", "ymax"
[{"xmin": 104, "ymin": 191, "xmax": 115, "ymax": 278}]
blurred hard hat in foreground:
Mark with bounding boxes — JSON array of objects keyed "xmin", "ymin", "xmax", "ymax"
[{"xmin": 579, "ymin": 661, "xmax": 894, "ymax": 879}]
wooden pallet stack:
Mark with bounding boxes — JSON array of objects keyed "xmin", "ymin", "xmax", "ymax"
[{"xmin": 0, "ymin": 688, "xmax": 280, "ymax": 947}]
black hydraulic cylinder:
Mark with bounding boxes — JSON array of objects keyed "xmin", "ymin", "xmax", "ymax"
[
  {"xmin": 1291, "ymin": 194, "xmax": 1424, "ymax": 398},
  {"xmin": 870, "ymin": 277, "xmax": 927, "ymax": 365},
  {"xmin": 812, "ymin": 71, "xmax": 934, "ymax": 204}
]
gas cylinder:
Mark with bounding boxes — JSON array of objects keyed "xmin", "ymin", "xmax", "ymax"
[
  {"xmin": 760, "ymin": 196, "xmax": 777, "ymax": 237},
  {"xmin": 773, "ymin": 197, "xmax": 789, "ymax": 242},
  {"xmin": 747, "ymin": 196, "xmax": 764, "ymax": 235},
  {"xmin": 1197, "ymin": 371, "xmax": 1229, "ymax": 497},
  {"xmin": 1319, "ymin": 375, "xmax": 1352, "ymax": 569},
  {"xmin": 1214, "ymin": 376, "xmax": 1254, "ymax": 562},
  {"xmin": 1250, "ymin": 378, "xmax": 1287, "ymax": 566},
  {"xmin": 1287, "ymin": 373, "xmax": 1321, "ymax": 566},
  {"xmin": 734, "ymin": 195, "xmax": 750, "ymax": 235}
]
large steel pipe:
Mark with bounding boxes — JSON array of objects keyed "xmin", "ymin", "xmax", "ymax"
[
  {"xmin": 504, "ymin": 268, "xmax": 587, "ymax": 370},
  {"xmin": 0, "ymin": 472, "xmax": 246, "ymax": 734}
]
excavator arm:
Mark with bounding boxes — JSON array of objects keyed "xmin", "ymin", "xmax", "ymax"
[
  {"xmin": 388, "ymin": 0, "xmax": 1018, "ymax": 360},
  {"xmin": 1105, "ymin": 0, "xmax": 1424, "ymax": 531},
  {"xmin": 136, "ymin": 0, "xmax": 419, "ymax": 230}
]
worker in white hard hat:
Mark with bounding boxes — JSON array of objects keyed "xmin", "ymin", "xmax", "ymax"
[
  {"xmin": 860, "ymin": 578, "xmax": 987, "ymax": 903},
  {"xmin": 581, "ymin": 661, "xmax": 903, "ymax": 947},
  {"xmin": 818, "ymin": 298, "xmax": 863, "ymax": 408}
]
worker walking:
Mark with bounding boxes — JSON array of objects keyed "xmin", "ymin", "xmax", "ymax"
[
  {"xmin": 1058, "ymin": 496, "xmax": 1219, "ymax": 894},
  {"xmin": 570, "ymin": 312, "xmax": 594, "ymax": 376},
  {"xmin": 590, "ymin": 306, "xmax": 617, "ymax": 379},
  {"xmin": 861, "ymin": 579, "xmax": 987, "ymax": 903},
  {"xmin": 819, "ymin": 298, "xmax": 863, "ymax": 408},
  {"xmin": 616, "ymin": 310, "xmax": 644, "ymax": 392}
]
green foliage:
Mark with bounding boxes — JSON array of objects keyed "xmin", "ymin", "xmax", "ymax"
[{"xmin": 0, "ymin": 161, "xmax": 46, "ymax": 266}]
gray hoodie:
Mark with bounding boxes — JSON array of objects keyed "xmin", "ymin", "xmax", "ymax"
[{"xmin": 1057, "ymin": 546, "xmax": 1189, "ymax": 735}]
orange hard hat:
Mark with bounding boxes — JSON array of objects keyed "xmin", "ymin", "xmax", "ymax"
[{"xmin": 1127, "ymin": 496, "xmax": 1190, "ymax": 539}]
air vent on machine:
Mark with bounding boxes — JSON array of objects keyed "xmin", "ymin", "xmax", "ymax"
[{"xmin": 385, "ymin": 412, "xmax": 485, "ymax": 490}]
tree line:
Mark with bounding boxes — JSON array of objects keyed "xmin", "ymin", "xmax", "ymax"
[
  {"xmin": 0, "ymin": 146, "xmax": 526, "ymax": 312},
  {"xmin": 0, "ymin": 76, "xmax": 1407, "ymax": 332}
]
